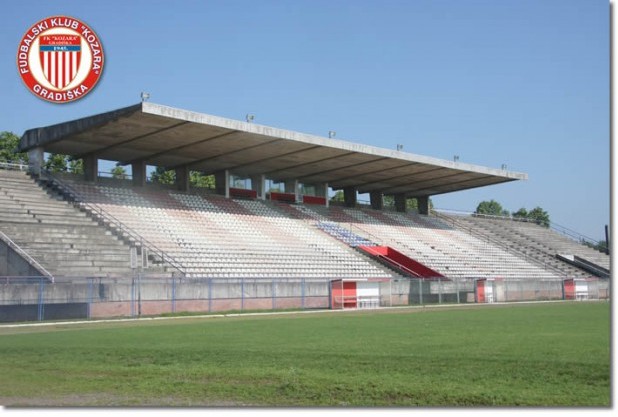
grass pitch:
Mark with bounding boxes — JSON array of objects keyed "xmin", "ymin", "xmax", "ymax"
[{"xmin": 0, "ymin": 302, "xmax": 610, "ymax": 407}]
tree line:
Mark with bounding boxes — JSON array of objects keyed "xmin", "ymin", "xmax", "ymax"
[{"xmin": 474, "ymin": 199, "xmax": 550, "ymax": 227}]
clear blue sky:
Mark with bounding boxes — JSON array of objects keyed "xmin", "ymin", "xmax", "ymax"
[{"xmin": 1, "ymin": 0, "xmax": 609, "ymax": 240}]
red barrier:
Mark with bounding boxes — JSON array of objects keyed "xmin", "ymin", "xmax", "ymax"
[
  {"xmin": 358, "ymin": 245, "xmax": 445, "ymax": 279},
  {"xmin": 229, "ymin": 188, "xmax": 257, "ymax": 199},
  {"xmin": 302, "ymin": 195, "xmax": 326, "ymax": 205},
  {"xmin": 269, "ymin": 192, "xmax": 296, "ymax": 203}
]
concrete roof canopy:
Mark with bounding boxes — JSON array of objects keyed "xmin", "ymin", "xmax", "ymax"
[{"xmin": 19, "ymin": 102, "xmax": 527, "ymax": 197}]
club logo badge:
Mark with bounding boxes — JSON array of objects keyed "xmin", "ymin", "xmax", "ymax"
[{"xmin": 17, "ymin": 16, "xmax": 104, "ymax": 103}]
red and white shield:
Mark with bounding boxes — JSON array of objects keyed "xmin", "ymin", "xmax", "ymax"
[{"xmin": 38, "ymin": 34, "xmax": 82, "ymax": 90}]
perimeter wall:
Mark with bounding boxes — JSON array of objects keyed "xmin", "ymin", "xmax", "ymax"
[{"xmin": 0, "ymin": 276, "xmax": 609, "ymax": 322}]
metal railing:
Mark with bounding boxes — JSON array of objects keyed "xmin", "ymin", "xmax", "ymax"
[
  {"xmin": 0, "ymin": 231, "xmax": 54, "ymax": 282},
  {"xmin": 345, "ymin": 212, "xmax": 565, "ymax": 277},
  {"xmin": 549, "ymin": 221, "xmax": 604, "ymax": 249},
  {"xmin": 39, "ymin": 170, "xmax": 187, "ymax": 277},
  {"xmin": 431, "ymin": 210, "xmax": 569, "ymax": 276},
  {"xmin": 0, "ymin": 163, "xmax": 54, "ymax": 282},
  {"xmin": 0, "ymin": 161, "xmax": 28, "ymax": 171},
  {"xmin": 434, "ymin": 208, "xmax": 604, "ymax": 248}
]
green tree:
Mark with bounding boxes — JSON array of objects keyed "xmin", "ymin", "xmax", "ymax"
[
  {"xmin": 0, "ymin": 131, "xmax": 28, "ymax": 165},
  {"xmin": 149, "ymin": 168, "xmax": 215, "ymax": 187},
  {"xmin": 512, "ymin": 208, "xmax": 528, "ymax": 219},
  {"xmin": 68, "ymin": 157, "xmax": 84, "ymax": 175},
  {"xmin": 475, "ymin": 200, "xmax": 509, "ymax": 217},
  {"xmin": 111, "ymin": 165, "xmax": 128, "ymax": 179},
  {"xmin": 330, "ymin": 190, "xmax": 344, "ymax": 203},
  {"xmin": 149, "ymin": 166, "xmax": 175, "ymax": 185},
  {"xmin": 383, "ymin": 196, "xmax": 433, "ymax": 211},
  {"xmin": 527, "ymin": 206, "xmax": 550, "ymax": 227},
  {"xmin": 44, "ymin": 153, "xmax": 69, "ymax": 172},
  {"xmin": 190, "ymin": 171, "xmax": 215, "ymax": 188},
  {"xmin": 43, "ymin": 154, "xmax": 84, "ymax": 174}
]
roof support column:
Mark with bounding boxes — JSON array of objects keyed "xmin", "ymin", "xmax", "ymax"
[
  {"xmin": 344, "ymin": 186, "xmax": 357, "ymax": 208},
  {"xmin": 417, "ymin": 196, "xmax": 430, "ymax": 215},
  {"xmin": 175, "ymin": 166, "xmax": 189, "ymax": 192},
  {"xmin": 313, "ymin": 183, "xmax": 329, "ymax": 207},
  {"xmin": 215, "ymin": 169, "xmax": 230, "ymax": 198},
  {"xmin": 394, "ymin": 193, "xmax": 406, "ymax": 213},
  {"xmin": 131, "ymin": 161, "xmax": 146, "ymax": 187},
  {"xmin": 251, "ymin": 174, "xmax": 266, "ymax": 200},
  {"xmin": 83, "ymin": 154, "xmax": 97, "ymax": 183},
  {"xmin": 285, "ymin": 180, "xmax": 299, "ymax": 202},
  {"xmin": 27, "ymin": 147, "xmax": 44, "ymax": 176},
  {"xmin": 324, "ymin": 183, "xmax": 329, "ymax": 208},
  {"xmin": 370, "ymin": 191, "xmax": 383, "ymax": 210}
]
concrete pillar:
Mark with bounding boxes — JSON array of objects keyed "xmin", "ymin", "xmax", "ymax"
[
  {"xmin": 251, "ymin": 174, "xmax": 266, "ymax": 200},
  {"xmin": 370, "ymin": 191, "xmax": 383, "ymax": 210},
  {"xmin": 83, "ymin": 154, "xmax": 97, "ymax": 182},
  {"xmin": 324, "ymin": 183, "xmax": 329, "ymax": 208},
  {"xmin": 344, "ymin": 186, "xmax": 357, "ymax": 208},
  {"xmin": 175, "ymin": 166, "xmax": 190, "ymax": 192},
  {"xmin": 215, "ymin": 169, "xmax": 230, "ymax": 198},
  {"xmin": 131, "ymin": 161, "xmax": 146, "ymax": 187},
  {"xmin": 284, "ymin": 180, "xmax": 295, "ymax": 193},
  {"xmin": 285, "ymin": 179, "xmax": 299, "ymax": 202},
  {"xmin": 394, "ymin": 193, "xmax": 406, "ymax": 213},
  {"xmin": 417, "ymin": 196, "xmax": 430, "ymax": 215},
  {"xmin": 27, "ymin": 147, "xmax": 44, "ymax": 176},
  {"xmin": 313, "ymin": 183, "xmax": 325, "ymax": 198}
]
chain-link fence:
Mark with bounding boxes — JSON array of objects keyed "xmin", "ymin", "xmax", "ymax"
[{"xmin": 0, "ymin": 275, "xmax": 610, "ymax": 322}]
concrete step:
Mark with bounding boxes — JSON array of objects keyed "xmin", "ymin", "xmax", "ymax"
[
  {"xmin": 0, "ymin": 171, "xmax": 32, "ymax": 180},
  {"xmin": 9, "ymin": 198, "xmax": 70, "ymax": 210},
  {"xmin": 46, "ymin": 267, "xmax": 135, "ymax": 277},
  {"xmin": 0, "ymin": 185, "xmax": 65, "ymax": 197},
  {"xmin": 0, "ymin": 183, "xmax": 45, "ymax": 193},
  {"xmin": 10, "ymin": 236, "xmax": 125, "ymax": 247},
  {"xmin": 22, "ymin": 243, "xmax": 129, "ymax": 253},
  {"xmin": 29, "ymin": 254, "xmax": 130, "ymax": 265},
  {"xmin": 0, "ymin": 213, "xmax": 37, "ymax": 222},
  {"xmin": 31, "ymin": 249, "xmax": 127, "ymax": 260},
  {"xmin": 33, "ymin": 216, "xmax": 97, "ymax": 226},
  {"xmin": 0, "ymin": 222, "xmax": 115, "ymax": 232},
  {"xmin": 25, "ymin": 205, "xmax": 88, "ymax": 216},
  {"xmin": 0, "ymin": 178, "xmax": 51, "ymax": 187},
  {"xmin": 0, "ymin": 206, "xmax": 33, "ymax": 215},
  {"xmin": 28, "ymin": 257, "xmax": 130, "ymax": 268},
  {"xmin": 0, "ymin": 227, "xmax": 118, "ymax": 240},
  {"xmin": 0, "ymin": 207, "xmax": 96, "ymax": 224},
  {"xmin": 26, "ymin": 244, "xmax": 129, "ymax": 254},
  {"xmin": 2, "ymin": 201, "xmax": 65, "ymax": 214}
]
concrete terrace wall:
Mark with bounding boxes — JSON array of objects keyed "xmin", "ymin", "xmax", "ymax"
[{"xmin": 0, "ymin": 240, "xmax": 43, "ymax": 277}]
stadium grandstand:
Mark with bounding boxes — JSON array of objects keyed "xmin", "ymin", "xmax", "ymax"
[{"xmin": 0, "ymin": 102, "xmax": 610, "ymax": 321}]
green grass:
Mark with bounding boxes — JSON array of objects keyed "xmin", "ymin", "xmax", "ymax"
[{"xmin": 0, "ymin": 302, "xmax": 610, "ymax": 407}]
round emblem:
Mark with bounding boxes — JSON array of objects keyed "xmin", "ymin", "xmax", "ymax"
[{"xmin": 17, "ymin": 16, "xmax": 104, "ymax": 103}]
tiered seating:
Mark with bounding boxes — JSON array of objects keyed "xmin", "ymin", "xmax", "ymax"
[
  {"xmin": 0, "ymin": 169, "xmax": 134, "ymax": 278},
  {"xmin": 316, "ymin": 222, "xmax": 375, "ymax": 247},
  {"xmin": 384, "ymin": 211, "xmax": 560, "ymax": 279},
  {"xmin": 62, "ymin": 179, "xmax": 395, "ymax": 279},
  {"xmin": 295, "ymin": 205, "xmax": 562, "ymax": 280},
  {"xmin": 448, "ymin": 215, "xmax": 609, "ymax": 278},
  {"xmin": 32, "ymin": 173, "xmax": 593, "ymax": 281}
]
